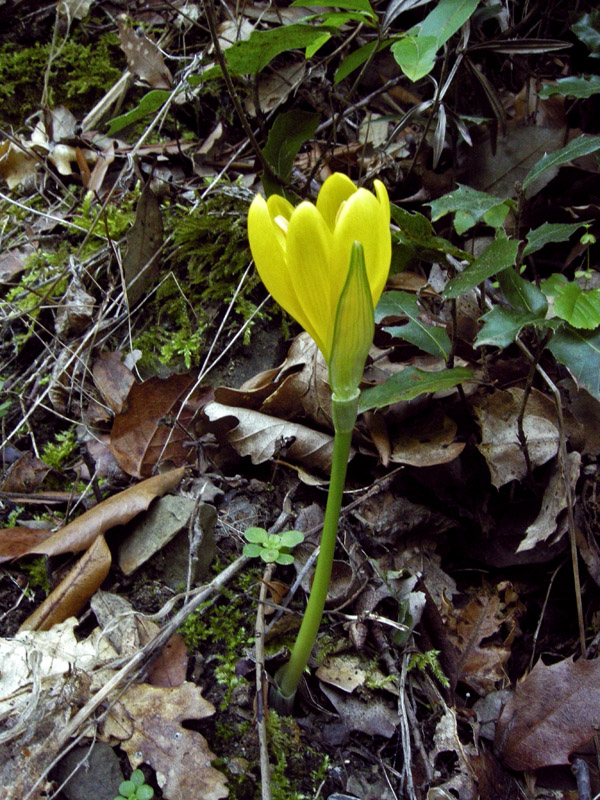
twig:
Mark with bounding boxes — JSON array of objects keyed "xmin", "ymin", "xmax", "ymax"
[
  {"xmin": 256, "ymin": 565, "xmax": 273, "ymax": 800},
  {"xmin": 572, "ymin": 758, "xmax": 591, "ymax": 800}
]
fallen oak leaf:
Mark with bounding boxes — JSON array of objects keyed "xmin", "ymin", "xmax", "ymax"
[
  {"xmin": 104, "ymin": 682, "xmax": 228, "ymax": 800},
  {"xmin": 24, "ymin": 467, "xmax": 185, "ymax": 556},
  {"xmin": 19, "ymin": 535, "xmax": 112, "ymax": 632},
  {"xmin": 495, "ymin": 656, "xmax": 600, "ymax": 771}
]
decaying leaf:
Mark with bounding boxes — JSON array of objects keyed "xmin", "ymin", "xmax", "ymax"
[
  {"xmin": 57, "ymin": 0, "xmax": 94, "ymax": 21},
  {"xmin": 0, "ymin": 139, "xmax": 38, "ymax": 188},
  {"xmin": 0, "ymin": 617, "xmax": 116, "ymax": 709},
  {"xmin": 215, "ymin": 332, "xmax": 332, "ymax": 429},
  {"xmin": 24, "ymin": 468, "xmax": 185, "ymax": 556},
  {"xmin": 0, "ymin": 244, "xmax": 34, "ymax": 282},
  {"xmin": 517, "ymin": 451, "xmax": 581, "ymax": 551},
  {"xmin": 316, "ymin": 653, "xmax": 398, "ymax": 695},
  {"xmin": 104, "ymin": 682, "xmax": 228, "ymax": 800},
  {"xmin": 443, "ymin": 582, "xmax": 524, "ymax": 695},
  {"xmin": 19, "ymin": 535, "xmax": 112, "ymax": 632},
  {"xmin": 473, "ymin": 387, "xmax": 559, "ymax": 488},
  {"xmin": 122, "ymin": 180, "xmax": 164, "ymax": 305},
  {"xmin": 91, "ymin": 591, "xmax": 188, "ymax": 686},
  {"xmin": 110, "ymin": 375, "xmax": 209, "ymax": 477},
  {"xmin": 118, "ymin": 20, "xmax": 173, "ymax": 89},
  {"xmin": 495, "ymin": 656, "xmax": 600, "ymax": 771},
  {"xmin": 54, "ymin": 276, "xmax": 95, "ymax": 338},
  {"xmin": 319, "ymin": 683, "xmax": 400, "ymax": 738},
  {"xmin": 204, "ymin": 401, "xmax": 339, "ymax": 472},
  {"xmin": 92, "ymin": 351, "xmax": 136, "ymax": 415},
  {"xmin": 390, "ymin": 406, "xmax": 465, "ymax": 466},
  {"xmin": 430, "ymin": 708, "xmax": 479, "ymax": 800},
  {"xmin": 1, "ymin": 452, "xmax": 51, "ymax": 493}
]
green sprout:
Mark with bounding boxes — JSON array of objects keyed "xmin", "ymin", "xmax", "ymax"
[
  {"xmin": 113, "ymin": 769, "xmax": 154, "ymax": 800},
  {"xmin": 242, "ymin": 527, "xmax": 304, "ymax": 565}
]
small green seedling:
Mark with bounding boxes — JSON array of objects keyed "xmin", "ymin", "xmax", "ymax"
[
  {"xmin": 113, "ymin": 769, "xmax": 154, "ymax": 800},
  {"xmin": 243, "ymin": 527, "xmax": 304, "ymax": 565}
]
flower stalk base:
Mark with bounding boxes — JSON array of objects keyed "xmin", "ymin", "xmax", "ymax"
[{"xmin": 272, "ymin": 394, "xmax": 358, "ymax": 705}]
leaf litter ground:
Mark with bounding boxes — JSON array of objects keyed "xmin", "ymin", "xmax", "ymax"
[{"xmin": 2, "ymin": 2, "xmax": 600, "ymax": 799}]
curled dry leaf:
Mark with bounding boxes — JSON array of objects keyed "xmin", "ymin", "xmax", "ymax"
[
  {"xmin": 204, "ymin": 401, "xmax": 339, "ymax": 472},
  {"xmin": 495, "ymin": 656, "xmax": 600, "ymax": 772},
  {"xmin": 19, "ymin": 535, "xmax": 112, "ymax": 632},
  {"xmin": 517, "ymin": 451, "xmax": 581, "ymax": 552},
  {"xmin": 24, "ymin": 467, "xmax": 185, "ymax": 556},
  {"xmin": 215, "ymin": 332, "xmax": 332, "ymax": 429},
  {"xmin": 110, "ymin": 375, "xmax": 210, "ymax": 478}
]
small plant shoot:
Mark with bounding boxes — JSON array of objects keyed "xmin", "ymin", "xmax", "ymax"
[{"xmin": 243, "ymin": 527, "xmax": 304, "ymax": 565}]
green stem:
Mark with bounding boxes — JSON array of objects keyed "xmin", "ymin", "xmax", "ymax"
[{"xmin": 274, "ymin": 394, "xmax": 358, "ymax": 701}]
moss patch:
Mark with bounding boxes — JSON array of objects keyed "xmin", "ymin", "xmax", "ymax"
[{"xmin": 0, "ymin": 32, "xmax": 123, "ymax": 127}]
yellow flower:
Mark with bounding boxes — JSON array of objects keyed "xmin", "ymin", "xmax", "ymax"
[{"xmin": 247, "ymin": 173, "xmax": 391, "ymax": 362}]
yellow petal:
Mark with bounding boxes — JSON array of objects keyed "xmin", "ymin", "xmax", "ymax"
[
  {"xmin": 267, "ymin": 193, "xmax": 295, "ymax": 224},
  {"xmin": 248, "ymin": 195, "xmax": 307, "ymax": 327},
  {"xmin": 332, "ymin": 185, "xmax": 391, "ymax": 308},
  {"xmin": 286, "ymin": 201, "xmax": 336, "ymax": 356},
  {"xmin": 316, "ymin": 173, "xmax": 357, "ymax": 231}
]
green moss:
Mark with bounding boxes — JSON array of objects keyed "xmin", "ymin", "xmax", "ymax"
[
  {"xmin": 74, "ymin": 189, "xmax": 139, "ymax": 256},
  {"xmin": 19, "ymin": 556, "xmax": 50, "ymax": 595},
  {"xmin": 41, "ymin": 429, "xmax": 77, "ymax": 470},
  {"xmin": 408, "ymin": 648, "xmax": 450, "ymax": 688},
  {"xmin": 0, "ymin": 32, "xmax": 123, "ymax": 126},
  {"xmin": 179, "ymin": 583, "xmax": 254, "ymax": 708},
  {"xmin": 132, "ymin": 186, "xmax": 275, "ymax": 371},
  {"xmin": 267, "ymin": 711, "xmax": 328, "ymax": 800}
]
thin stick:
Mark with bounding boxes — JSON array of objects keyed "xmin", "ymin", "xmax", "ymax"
[{"xmin": 255, "ymin": 566, "xmax": 273, "ymax": 800}]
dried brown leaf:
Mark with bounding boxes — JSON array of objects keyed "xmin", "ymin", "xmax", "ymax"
[
  {"xmin": 215, "ymin": 333, "xmax": 332, "ymax": 429},
  {"xmin": 473, "ymin": 388, "xmax": 559, "ymax": 488},
  {"xmin": 390, "ymin": 407, "xmax": 465, "ymax": 467},
  {"xmin": 92, "ymin": 351, "xmax": 136, "ymax": 415},
  {"xmin": 444, "ymin": 582, "xmax": 524, "ymax": 695},
  {"xmin": 1, "ymin": 453, "xmax": 51, "ymax": 493},
  {"xmin": 0, "ymin": 139, "xmax": 38, "ymax": 188},
  {"xmin": 19, "ymin": 535, "xmax": 112, "ymax": 632},
  {"xmin": 122, "ymin": 181, "xmax": 164, "ymax": 305},
  {"xmin": 0, "ymin": 527, "xmax": 53, "ymax": 563},
  {"xmin": 25, "ymin": 468, "xmax": 185, "ymax": 556},
  {"xmin": 495, "ymin": 656, "xmax": 600, "ymax": 771},
  {"xmin": 146, "ymin": 634, "xmax": 189, "ymax": 687},
  {"xmin": 110, "ymin": 376, "xmax": 210, "ymax": 477}
]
